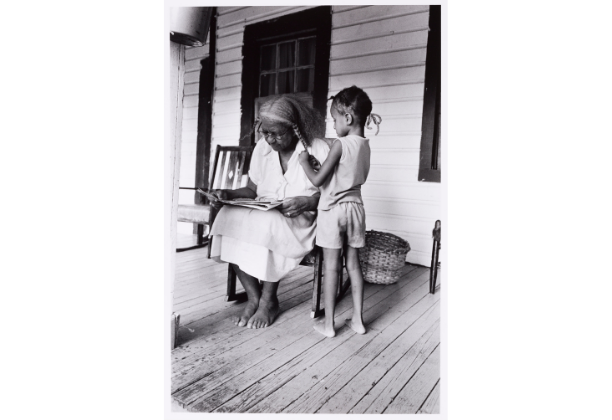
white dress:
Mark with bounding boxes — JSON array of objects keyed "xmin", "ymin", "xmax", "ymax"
[{"xmin": 209, "ymin": 138, "xmax": 330, "ymax": 282}]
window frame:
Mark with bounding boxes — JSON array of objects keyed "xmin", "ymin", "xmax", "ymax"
[{"xmin": 418, "ymin": 5, "xmax": 441, "ymax": 183}]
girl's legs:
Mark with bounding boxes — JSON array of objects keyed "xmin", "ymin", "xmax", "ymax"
[
  {"xmin": 314, "ymin": 247, "xmax": 342, "ymax": 337},
  {"xmin": 230, "ymin": 263, "xmax": 261, "ymax": 327},
  {"xmin": 344, "ymin": 246, "xmax": 366, "ymax": 334}
]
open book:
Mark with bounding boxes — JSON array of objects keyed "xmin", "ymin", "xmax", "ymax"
[{"xmin": 197, "ymin": 189, "xmax": 283, "ymax": 211}]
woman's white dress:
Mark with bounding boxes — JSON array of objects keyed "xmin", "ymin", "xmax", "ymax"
[{"xmin": 209, "ymin": 138, "xmax": 330, "ymax": 282}]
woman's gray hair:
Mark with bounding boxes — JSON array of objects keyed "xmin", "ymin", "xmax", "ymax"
[{"xmin": 254, "ymin": 96, "xmax": 325, "ymax": 146}]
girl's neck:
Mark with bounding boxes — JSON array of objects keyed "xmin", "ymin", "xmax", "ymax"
[{"xmin": 346, "ymin": 125, "xmax": 365, "ymax": 137}]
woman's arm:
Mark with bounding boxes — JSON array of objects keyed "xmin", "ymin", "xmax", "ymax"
[
  {"xmin": 210, "ymin": 178, "xmax": 257, "ymax": 201},
  {"xmin": 298, "ymin": 140, "xmax": 342, "ymax": 187}
]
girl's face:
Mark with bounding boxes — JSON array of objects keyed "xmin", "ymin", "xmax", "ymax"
[
  {"xmin": 259, "ymin": 120, "xmax": 296, "ymax": 152},
  {"xmin": 331, "ymin": 106, "xmax": 350, "ymax": 137}
]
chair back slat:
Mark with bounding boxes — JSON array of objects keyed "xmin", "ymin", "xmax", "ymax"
[
  {"xmin": 210, "ymin": 146, "xmax": 254, "ymax": 192},
  {"xmin": 233, "ymin": 151, "xmax": 246, "ymax": 189}
]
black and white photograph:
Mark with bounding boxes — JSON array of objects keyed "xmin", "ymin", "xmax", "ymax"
[
  {"xmin": 167, "ymin": 4, "xmax": 445, "ymax": 414},
  {"xmin": 5, "ymin": 1, "xmax": 612, "ymax": 420}
]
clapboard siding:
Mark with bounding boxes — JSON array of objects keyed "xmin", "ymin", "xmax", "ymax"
[
  {"xmin": 210, "ymin": 6, "xmax": 441, "ymax": 266},
  {"xmin": 332, "ymin": 5, "xmax": 429, "ymax": 28},
  {"xmin": 331, "ymin": 30, "xmax": 428, "ymax": 59},
  {"xmin": 331, "ymin": 12, "xmax": 429, "ymax": 43}
]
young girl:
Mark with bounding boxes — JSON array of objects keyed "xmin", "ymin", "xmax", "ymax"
[{"xmin": 298, "ymin": 85, "xmax": 381, "ymax": 337}]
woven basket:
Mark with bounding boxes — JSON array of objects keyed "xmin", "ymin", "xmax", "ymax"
[{"xmin": 359, "ymin": 230, "xmax": 410, "ymax": 285}]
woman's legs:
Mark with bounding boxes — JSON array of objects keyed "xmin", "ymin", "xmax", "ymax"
[
  {"xmin": 344, "ymin": 246, "xmax": 366, "ymax": 334},
  {"xmin": 230, "ymin": 263, "xmax": 261, "ymax": 327},
  {"xmin": 248, "ymin": 280, "xmax": 280, "ymax": 329},
  {"xmin": 314, "ymin": 247, "xmax": 342, "ymax": 337}
]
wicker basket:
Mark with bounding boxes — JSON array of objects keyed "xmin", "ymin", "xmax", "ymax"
[{"xmin": 359, "ymin": 230, "xmax": 410, "ymax": 285}]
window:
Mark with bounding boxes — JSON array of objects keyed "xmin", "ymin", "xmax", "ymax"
[
  {"xmin": 239, "ymin": 6, "xmax": 332, "ymax": 146},
  {"xmin": 259, "ymin": 37, "xmax": 316, "ymax": 97},
  {"xmin": 418, "ymin": 5, "xmax": 441, "ymax": 183}
]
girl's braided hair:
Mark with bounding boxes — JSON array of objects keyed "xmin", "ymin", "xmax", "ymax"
[
  {"xmin": 250, "ymin": 96, "xmax": 326, "ymax": 146},
  {"xmin": 329, "ymin": 85, "xmax": 382, "ymax": 135}
]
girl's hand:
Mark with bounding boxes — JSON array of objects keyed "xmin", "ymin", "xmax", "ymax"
[
  {"xmin": 298, "ymin": 151, "xmax": 310, "ymax": 165},
  {"xmin": 308, "ymin": 155, "xmax": 321, "ymax": 172},
  {"xmin": 278, "ymin": 196, "xmax": 310, "ymax": 218}
]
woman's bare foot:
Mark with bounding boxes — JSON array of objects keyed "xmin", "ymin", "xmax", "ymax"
[
  {"xmin": 231, "ymin": 301, "xmax": 258, "ymax": 327},
  {"xmin": 313, "ymin": 319, "xmax": 335, "ymax": 338},
  {"xmin": 247, "ymin": 297, "xmax": 279, "ymax": 329},
  {"xmin": 345, "ymin": 316, "xmax": 366, "ymax": 335}
]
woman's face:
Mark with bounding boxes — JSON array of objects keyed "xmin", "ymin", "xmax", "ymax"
[{"xmin": 259, "ymin": 120, "xmax": 297, "ymax": 152}]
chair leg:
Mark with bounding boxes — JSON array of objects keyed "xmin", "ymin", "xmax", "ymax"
[
  {"xmin": 336, "ymin": 252, "xmax": 351, "ymax": 302},
  {"xmin": 429, "ymin": 220, "xmax": 441, "ymax": 294},
  {"xmin": 197, "ymin": 223, "xmax": 204, "ymax": 245},
  {"xmin": 226, "ymin": 264, "xmax": 247, "ymax": 302},
  {"xmin": 176, "ymin": 224, "xmax": 209, "ymax": 253},
  {"xmin": 311, "ymin": 247, "xmax": 324, "ymax": 318}
]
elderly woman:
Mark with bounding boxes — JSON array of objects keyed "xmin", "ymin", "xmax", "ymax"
[{"xmin": 209, "ymin": 96, "xmax": 329, "ymax": 329}]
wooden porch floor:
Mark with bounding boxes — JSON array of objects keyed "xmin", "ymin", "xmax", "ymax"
[{"xmin": 172, "ymin": 234, "xmax": 440, "ymax": 414}]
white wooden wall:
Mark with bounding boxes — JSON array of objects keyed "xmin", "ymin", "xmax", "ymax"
[
  {"xmin": 177, "ymin": 39, "xmax": 210, "ymax": 235},
  {"xmin": 211, "ymin": 6, "xmax": 441, "ymax": 266}
]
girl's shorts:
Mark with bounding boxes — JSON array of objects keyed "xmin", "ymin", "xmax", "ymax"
[{"xmin": 316, "ymin": 202, "xmax": 366, "ymax": 249}]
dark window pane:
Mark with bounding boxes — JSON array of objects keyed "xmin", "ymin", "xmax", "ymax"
[
  {"xmin": 260, "ymin": 44, "xmax": 276, "ymax": 71},
  {"xmin": 298, "ymin": 37, "xmax": 316, "ymax": 66},
  {"xmin": 260, "ymin": 73, "xmax": 276, "ymax": 96},
  {"xmin": 277, "ymin": 70, "xmax": 294, "ymax": 94},
  {"xmin": 296, "ymin": 68, "xmax": 314, "ymax": 93},
  {"xmin": 278, "ymin": 41, "xmax": 295, "ymax": 69}
]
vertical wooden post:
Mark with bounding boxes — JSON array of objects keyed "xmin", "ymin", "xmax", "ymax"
[{"xmin": 169, "ymin": 41, "xmax": 185, "ymax": 349}]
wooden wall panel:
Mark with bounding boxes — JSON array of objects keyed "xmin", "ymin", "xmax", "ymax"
[
  {"xmin": 330, "ymin": 67, "xmax": 425, "ymax": 90},
  {"xmin": 331, "ymin": 13, "xmax": 429, "ymax": 44},
  {"xmin": 330, "ymin": 49, "xmax": 427, "ymax": 75},
  {"xmin": 331, "ymin": 30, "xmax": 428, "ymax": 58},
  {"xmin": 333, "ymin": 5, "xmax": 429, "ymax": 28}
]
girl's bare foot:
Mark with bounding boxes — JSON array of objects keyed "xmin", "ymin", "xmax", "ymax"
[
  {"xmin": 231, "ymin": 301, "xmax": 258, "ymax": 327},
  {"xmin": 313, "ymin": 319, "xmax": 335, "ymax": 338},
  {"xmin": 247, "ymin": 297, "xmax": 279, "ymax": 329},
  {"xmin": 345, "ymin": 317, "xmax": 366, "ymax": 335}
]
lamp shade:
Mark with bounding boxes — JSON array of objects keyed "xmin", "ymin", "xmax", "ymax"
[{"xmin": 170, "ymin": 7, "xmax": 212, "ymax": 47}]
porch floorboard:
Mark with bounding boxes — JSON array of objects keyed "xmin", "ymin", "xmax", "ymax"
[{"xmin": 171, "ymin": 234, "xmax": 440, "ymax": 414}]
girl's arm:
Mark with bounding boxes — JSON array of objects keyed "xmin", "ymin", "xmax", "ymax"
[{"xmin": 298, "ymin": 140, "xmax": 342, "ymax": 187}]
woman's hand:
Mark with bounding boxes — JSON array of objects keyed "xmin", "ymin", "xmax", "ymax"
[
  {"xmin": 208, "ymin": 189, "xmax": 228, "ymax": 208},
  {"xmin": 278, "ymin": 196, "xmax": 313, "ymax": 218}
]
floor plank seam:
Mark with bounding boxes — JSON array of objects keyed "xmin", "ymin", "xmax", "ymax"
[
  {"xmin": 380, "ymin": 341, "xmax": 440, "ymax": 414},
  {"xmin": 416, "ymin": 377, "xmax": 440, "ymax": 414}
]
